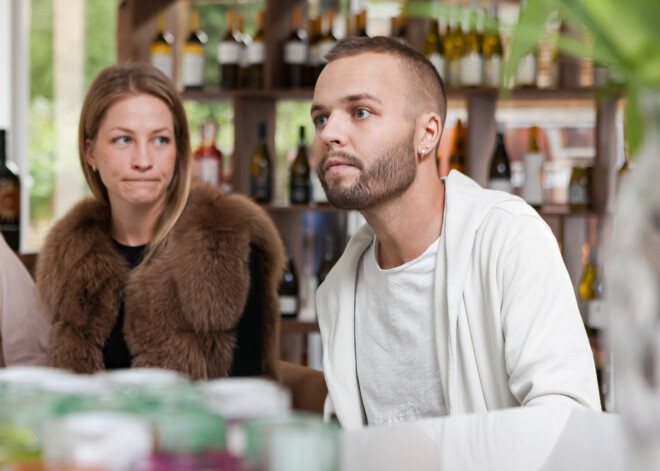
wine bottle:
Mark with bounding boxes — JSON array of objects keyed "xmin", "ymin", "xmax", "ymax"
[
  {"xmin": 290, "ymin": 126, "xmax": 311, "ymax": 205},
  {"xmin": 488, "ymin": 124, "xmax": 512, "ymax": 192},
  {"xmin": 424, "ymin": 20, "xmax": 446, "ymax": 81},
  {"xmin": 193, "ymin": 123, "xmax": 206, "ymax": 182},
  {"xmin": 284, "ymin": 10, "xmax": 308, "ymax": 89},
  {"xmin": 445, "ymin": 9, "xmax": 465, "ymax": 88},
  {"xmin": 279, "ymin": 237, "xmax": 299, "ymax": 318},
  {"xmin": 516, "ymin": 50, "xmax": 538, "ymax": 88},
  {"xmin": 316, "ymin": 10, "xmax": 337, "ymax": 79},
  {"xmin": 391, "ymin": 15, "xmax": 406, "ymax": 44},
  {"xmin": 448, "ymin": 120, "xmax": 466, "ymax": 174},
  {"xmin": 150, "ymin": 13, "xmax": 174, "ymax": 81},
  {"xmin": 0, "ymin": 130, "xmax": 20, "ymax": 251},
  {"xmin": 307, "ymin": 16, "xmax": 323, "ymax": 87},
  {"xmin": 246, "ymin": 10, "xmax": 266, "ymax": 90},
  {"xmin": 218, "ymin": 11, "xmax": 241, "ymax": 90},
  {"xmin": 237, "ymin": 15, "xmax": 249, "ymax": 89},
  {"xmin": 316, "ymin": 234, "xmax": 337, "ymax": 286},
  {"xmin": 182, "ymin": 10, "xmax": 207, "ymax": 90},
  {"xmin": 250, "ymin": 122, "xmax": 272, "ymax": 203},
  {"xmin": 460, "ymin": 8, "xmax": 483, "ymax": 87},
  {"xmin": 482, "ymin": 5, "xmax": 503, "ymax": 88},
  {"xmin": 522, "ymin": 126, "xmax": 544, "ymax": 208},
  {"xmin": 357, "ymin": 10, "xmax": 368, "ymax": 37},
  {"xmin": 194, "ymin": 123, "xmax": 224, "ymax": 187}
]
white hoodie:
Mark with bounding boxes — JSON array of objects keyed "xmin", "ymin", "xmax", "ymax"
[{"xmin": 316, "ymin": 171, "xmax": 601, "ymax": 429}]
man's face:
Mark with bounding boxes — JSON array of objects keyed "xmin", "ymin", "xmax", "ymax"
[{"xmin": 311, "ymin": 53, "xmax": 417, "ymax": 211}]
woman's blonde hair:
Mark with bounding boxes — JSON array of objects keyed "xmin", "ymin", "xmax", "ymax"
[{"xmin": 78, "ymin": 62, "xmax": 192, "ymax": 264}]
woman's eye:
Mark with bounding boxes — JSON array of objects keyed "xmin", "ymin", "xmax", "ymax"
[
  {"xmin": 154, "ymin": 136, "xmax": 171, "ymax": 145},
  {"xmin": 113, "ymin": 136, "xmax": 130, "ymax": 144},
  {"xmin": 354, "ymin": 109, "xmax": 371, "ymax": 119},
  {"xmin": 314, "ymin": 115, "xmax": 328, "ymax": 128}
]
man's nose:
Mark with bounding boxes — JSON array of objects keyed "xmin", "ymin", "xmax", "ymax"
[{"xmin": 319, "ymin": 115, "xmax": 346, "ymax": 148}]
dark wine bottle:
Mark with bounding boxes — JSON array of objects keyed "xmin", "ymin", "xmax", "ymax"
[
  {"xmin": 316, "ymin": 234, "xmax": 337, "ymax": 286},
  {"xmin": 284, "ymin": 10, "xmax": 308, "ymax": 89},
  {"xmin": 289, "ymin": 126, "xmax": 311, "ymax": 205},
  {"xmin": 279, "ymin": 237, "xmax": 299, "ymax": 318},
  {"xmin": 449, "ymin": 119, "xmax": 466, "ymax": 174},
  {"xmin": 250, "ymin": 122, "xmax": 272, "ymax": 203},
  {"xmin": 218, "ymin": 11, "xmax": 241, "ymax": 90},
  {"xmin": 182, "ymin": 10, "xmax": 207, "ymax": 90},
  {"xmin": 0, "ymin": 130, "xmax": 20, "ymax": 251},
  {"xmin": 316, "ymin": 10, "xmax": 337, "ymax": 79},
  {"xmin": 488, "ymin": 124, "xmax": 512, "ymax": 192},
  {"xmin": 246, "ymin": 10, "xmax": 265, "ymax": 89}
]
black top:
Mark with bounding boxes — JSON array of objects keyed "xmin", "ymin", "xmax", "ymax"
[
  {"xmin": 104, "ymin": 240, "xmax": 265, "ymax": 376},
  {"xmin": 103, "ymin": 240, "xmax": 146, "ymax": 369}
]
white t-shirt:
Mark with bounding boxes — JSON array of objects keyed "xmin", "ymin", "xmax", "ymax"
[{"xmin": 355, "ymin": 233, "xmax": 447, "ymax": 426}]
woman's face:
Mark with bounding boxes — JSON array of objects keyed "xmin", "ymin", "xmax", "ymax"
[{"xmin": 86, "ymin": 93, "xmax": 176, "ymax": 214}]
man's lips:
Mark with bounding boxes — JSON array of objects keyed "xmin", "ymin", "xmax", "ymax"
[{"xmin": 324, "ymin": 159, "xmax": 355, "ymax": 172}]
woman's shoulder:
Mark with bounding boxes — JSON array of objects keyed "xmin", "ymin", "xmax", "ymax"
[{"xmin": 185, "ymin": 183, "xmax": 278, "ymax": 236}]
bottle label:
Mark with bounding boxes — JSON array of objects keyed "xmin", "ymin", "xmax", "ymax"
[
  {"xmin": 308, "ymin": 44, "xmax": 321, "ymax": 67},
  {"xmin": 218, "ymin": 42, "xmax": 240, "ymax": 64},
  {"xmin": 284, "ymin": 42, "xmax": 307, "ymax": 65},
  {"xmin": 150, "ymin": 54, "xmax": 173, "ymax": 80},
  {"xmin": 151, "ymin": 43, "xmax": 171, "ymax": 55},
  {"xmin": 251, "ymin": 176, "xmax": 271, "ymax": 201},
  {"xmin": 587, "ymin": 299, "xmax": 608, "ymax": 329},
  {"xmin": 430, "ymin": 52, "xmax": 446, "ymax": 80},
  {"xmin": 460, "ymin": 52, "xmax": 483, "ymax": 86},
  {"xmin": 522, "ymin": 152, "xmax": 544, "ymax": 205},
  {"xmin": 290, "ymin": 181, "xmax": 310, "ymax": 204},
  {"xmin": 568, "ymin": 182, "xmax": 590, "ymax": 205},
  {"xmin": 447, "ymin": 59, "xmax": 461, "ymax": 88},
  {"xmin": 484, "ymin": 56, "xmax": 501, "ymax": 88},
  {"xmin": 516, "ymin": 54, "xmax": 537, "ymax": 86},
  {"xmin": 488, "ymin": 179, "xmax": 512, "ymax": 193},
  {"xmin": 279, "ymin": 296, "xmax": 298, "ymax": 316},
  {"xmin": 198, "ymin": 157, "xmax": 221, "ymax": 186},
  {"xmin": 182, "ymin": 54, "xmax": 205, "ymax": 88},
  {"xmin": 317, "ymin": 41, "xmax": 336, "ymax": 64},
  {"xmin": 246, "ymin": 43, "xmax": 264, "ymax": 64},
  {"xmin": 312, "ymin": 173, "xmax": 328, "ymax": 204},
  {"xmin": 0, "ymin": 181, "xmax": 19, "ymax": 221}
]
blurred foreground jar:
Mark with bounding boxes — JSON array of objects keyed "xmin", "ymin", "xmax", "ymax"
[
  {"xmin": 197, "ymin": 377, "xmax": 291, "ymax": 464},
  {"xmin": 243, "ymin": 412, "xmax": 340, "ymax": 471},
  {"xmin": 43, "ymin": 412, "xmax": 153, "ymax": 471}
]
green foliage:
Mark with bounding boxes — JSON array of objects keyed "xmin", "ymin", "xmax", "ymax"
[
  {"xmin": 504, "ymin": 0, "xmax": 660, "ymax": 153},
  {"xmin": 30, "ymin": 0, "xmax": 53, "ymax": 101},
  {"xmin": 28, "ymin": 97, "xmax": 56, "ymax": 221},
  {"xmin": 84, "ymin": 0, "xmax": 116, "ymax": 88}
]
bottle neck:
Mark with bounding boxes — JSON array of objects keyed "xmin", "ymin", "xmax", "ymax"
[{"xmin": 0, "ymin": 131, "xmax": 6, "ymax": 166}]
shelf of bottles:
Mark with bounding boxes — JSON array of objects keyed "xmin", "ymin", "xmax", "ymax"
[{"xmin": 132, "ymin": 0, "xmax": 624, "ymax": 365}]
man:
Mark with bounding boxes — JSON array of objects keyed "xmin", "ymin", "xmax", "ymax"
[
  {"xmin": 0, "ymin": 235, "xmax": 50, "ymax": 366},
  {"xmin": 311, "ymin": 36, "xmax": 600, "ymax": 429}
]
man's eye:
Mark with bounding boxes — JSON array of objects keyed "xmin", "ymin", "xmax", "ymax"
[
  {"xmin": 354, "ymin": 109, "xmax": 371, "ymax": 119},
  {"xmin": 314, "ymin": 116, "xmax": 328, "ymax": 127}
]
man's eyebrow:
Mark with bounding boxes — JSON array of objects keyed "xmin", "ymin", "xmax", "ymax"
[{"xmin": 311, "ymin": 93, "xmax": 383, "ymax": 114}]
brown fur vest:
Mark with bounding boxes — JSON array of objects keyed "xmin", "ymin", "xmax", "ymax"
[{"xmin": 36, "ymin": 184, "xmax": 285, "ymax": 380}]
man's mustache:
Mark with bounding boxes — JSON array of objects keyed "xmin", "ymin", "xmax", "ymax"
[{"xmin": 318, "ymin": 151, "xmax": 364, "ymax": 174}]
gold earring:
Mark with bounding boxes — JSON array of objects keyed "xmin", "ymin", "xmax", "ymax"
[{"xmin": 91, "ymin": 164, "xmax": 97, "ymax": 172}]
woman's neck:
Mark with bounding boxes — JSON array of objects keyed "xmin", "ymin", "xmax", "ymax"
[{"xmin": 109, "ymin": 199, "xmax": 165, "ymax": 246}]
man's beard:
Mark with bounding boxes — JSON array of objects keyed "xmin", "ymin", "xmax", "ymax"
[{"xmin": 316, "ymin": 131, "xmax": 417, "ymax": 211}]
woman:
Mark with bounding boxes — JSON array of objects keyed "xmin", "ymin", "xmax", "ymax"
[{"xmin": 36, "ymin": 63, "xmax": 285, "ymax": 380}]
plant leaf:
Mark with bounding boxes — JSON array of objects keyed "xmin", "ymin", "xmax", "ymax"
[{"xmin": 624, "ymin": 84, "xmax": 644, "ymax": 156}]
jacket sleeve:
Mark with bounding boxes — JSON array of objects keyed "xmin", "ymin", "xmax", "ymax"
[
  {"xmin": 497, "ymin": 213, "xmax": 601, "ymax": 410},
  {"xmin": 0, "ymin": 236, "xmax": 50, "ymax": 367}
]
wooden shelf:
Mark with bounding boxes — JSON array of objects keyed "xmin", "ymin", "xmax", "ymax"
[
  {"xmin": 539, "ymin": 204, "xmax": 600, "ymax": 217},
  {"xmin": 182, "ymin": 88, "xmax": 315, "ymax": 102},
  {"xmin": 261, "ymin": 203, "xmax": 343, "ymax": 213},
  {"xmin": 281, "ymin": 319, "xmax": 320, "ymax": 334}
]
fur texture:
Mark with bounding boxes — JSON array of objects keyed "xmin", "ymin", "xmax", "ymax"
[{"xmin": 36, "ymin": 184, "xmax": 285, "ymax": 380}]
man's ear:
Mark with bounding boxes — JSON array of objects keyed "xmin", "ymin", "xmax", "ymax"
[{"xmin": 416, "ymin": 111, "xmax": 442, "ymax": 155}]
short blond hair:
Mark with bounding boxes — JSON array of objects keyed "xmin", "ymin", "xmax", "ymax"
[{"xmin": 78, "ymin": 63, "xmax": 192, "ymax": 264}]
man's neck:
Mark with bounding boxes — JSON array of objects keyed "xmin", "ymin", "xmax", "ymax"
[{"xmin": 364, "ymin": 176, "xmax": 445, "ymax": 270}]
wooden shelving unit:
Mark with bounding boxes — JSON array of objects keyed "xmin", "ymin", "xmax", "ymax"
[{"xmin": 116, "ymin": 0, "xmax": 621, "ymax": 365}]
